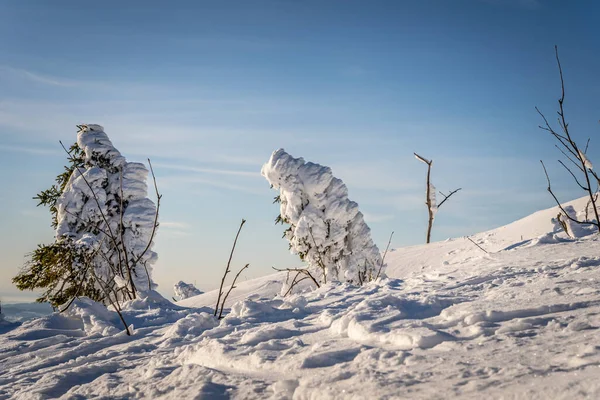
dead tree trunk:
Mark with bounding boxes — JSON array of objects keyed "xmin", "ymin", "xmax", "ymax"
[{"xmin": 415, "ymin": 153, "xmax": 461, "ymax": 244}]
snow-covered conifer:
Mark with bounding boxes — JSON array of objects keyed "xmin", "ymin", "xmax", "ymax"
[
  {"xmin": 173, "ymin": 281, "xmax": 203, "ymax": 301},
  {"xmin": 261, "ymin": 149, "xmax": 382, "ymax": 284},
  {"xmin": 55, "ymin": 124, "xmax": 158, "ymax": 296}
]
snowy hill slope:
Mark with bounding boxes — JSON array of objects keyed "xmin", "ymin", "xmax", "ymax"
[{"xmin": 1, "ymin": 197, "xmax": 600, "ymax": 399}]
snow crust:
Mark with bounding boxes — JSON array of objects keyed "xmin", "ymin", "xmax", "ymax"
[
  {"xmin": 261, "ymin": 148, "xmax": 382, "ymax": 283},
  {"xmin": 2, "ymin": 197, "xmax": 600, "ymax": 399}
]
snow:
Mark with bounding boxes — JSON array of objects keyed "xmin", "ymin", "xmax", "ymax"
[
  {"xmin": 55, "ymin": 124, "xmax": 158, "ymax": 294},
  {"xmin": 2, "ymin": 197, "xmax": 600, "ymax": 398},
  {"xmin": 429, "ymin": 182, "xmax": 437, "ymax": 218},
  {"xmin": 578, "ymin": 149, "xmax": 593, "ymax": 170},
  {"xmin": 173, "ymin": 281, "xmax": 203, "ymax": 301},
  {"xmin": 261, "ymin": 149, "xmax": 382, "ymax": 283}
]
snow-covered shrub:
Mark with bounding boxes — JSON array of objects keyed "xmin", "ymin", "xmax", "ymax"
[
  {"xmin": 261, "ymin": 149, "xmax": 382, "ymax": 285},
  {"xmin": 173, "ymin": 281, "xmax": 203, "ymax": 301},
  {"xmin": 14, "ymin": 125, "xmax": 159, "ymax": 315}
]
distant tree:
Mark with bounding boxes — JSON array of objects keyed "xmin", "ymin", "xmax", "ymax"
[
  {"xmin": 414, "ymin": 153, "xmax": 461, "ymax": 243},
  {"xmin": 173, "ymin": 281, "xmax": 203, "ymax": 301},
  {"xmin": 262, "ymin": 149, "xmax": 383, "ymax": 288},
  {"xmin": 13, "ymin": 125, "xmax": 161, "ymax": 334},
  {"xmin": 538, "ymin": 46, "xmax": 600, "ymax": 233}
]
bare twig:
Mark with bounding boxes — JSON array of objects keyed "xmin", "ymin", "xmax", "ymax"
[
  {"xmin": 541, "ymin": 161, "xmax": 595, "ymax": 227},
  {"xmin": 376, "ymin": 231, "xmax": 394, "ymax": 280},
  {"xmin": 308, "ymin": 228, "xmax": 328, "ymax": 284},
  {"xmin": 536, "ymin": 46, "xmax": 600, "ymax": 232},
  {"xmin": 118, "ymin": 167, "xmax": 136, "ymax": 297},
  {"xmin": 273, "ymin": 266, "xmax": 321, "ymax": 290},
  {"xmin": 438, "ymin": 188, "xmax": 462, "ymax": 208},
  {"xmin": 218, "ymin": 264, "xmax": 249, "ymax": 319},
  {"xmin": 215, "ymin": 219, "xmax": 246, "ymax": 316},
  {"xmin": 284, "ymin": 274, "xmax": 310, "ymax": 297},
  {"xmin": 131, "ymin": 158, "xmax": 162, "ymax": 291},
  {"xmin": 466, "ymin": 237, "xmax": 489, "ymax": 254}
]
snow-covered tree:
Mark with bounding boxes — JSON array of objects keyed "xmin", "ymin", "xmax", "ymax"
[
  {"xmin": 55, "ymin": 124, "xmax": 158, "ymax": 296},
  {"xmin": 14, "ymin": 125, "xmax": 159, "ymax": 311},
  {"xmin": 173, "ymin": 281, "xmax": 203, "ymax": 301},
  {"xmin": 262, "ymin": 149, "xmax": 383, "ymax": 285}
]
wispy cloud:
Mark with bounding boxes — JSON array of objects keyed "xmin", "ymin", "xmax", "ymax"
[
  {"xmin": 0, "ymin": 143, "xmax": 61, "ymax": 156},
  {"xmin": 0, "ymin": 66, "xmax": 79, "ymax": 87},
  {"xmin": 153, "ymin": 162, "xmax": 261, "ymax": 179},
  {"xmin": 160, "ymin": 221, "xmax": 191, "ymax": 229},
  {"xmin": 362, "ymin": 212, "xmax": 395, "ymax": 223},
  {"xmin": 158, "ymin": 220, "xmax": 192, "ymax": 237},
  {"xmin": 165, "ymin": 175, "xmax": 265, "ymax": 195}
]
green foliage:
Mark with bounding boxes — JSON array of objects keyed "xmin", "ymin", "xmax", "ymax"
[
  {"xmin": 13, "ymin": 142, "xmax": 104, "ymax": 308},
  {"xmin": 33, "ymin": 143, "xmax": 84, "ymax": 228},
  {"xmin": 13, "ymin": 241, "xmax": 102, "ymax": 307}
]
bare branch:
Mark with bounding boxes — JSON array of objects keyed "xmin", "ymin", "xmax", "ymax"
[
  {"xmin": 554, "ymin": 144, "xmax": 584, "ymax": 173},
  {"xmin": 541, "ymin": 160, "xmax": 596, "ymax": 227},
  {"xmin": 414, "ymin": 152, "xmax": 432, "ymax": 165},
  {"xmin": 214, "ymin": 219, "xmax": 246, "ymax": 317},
  {"xmin": 557, "ymin": 160, "xmax": 588, "ymax": 190},
  {"xmin": 466, "ymin": 236, "xmax": 488, "ymax": 254},
  {"xmin": 308, "ymin": 227, "xmax": 327, "ymax": 284},
  {"xmin": 375, "ymin": 231, "xmax": 394, "ymax": 280},
  {"xmin": 218, "ymin": 264, "xmax": 249, "ymax": 319},
  {"xmin": 438, "ymin": 188, "xmax": 462, "ymax": 208},
  {"xmin": 584, "ymin": 138, "xmax": 591, "ymax": 154},
  {"xmin": 272, "ymin": 266, "xmax": 320, "ymax": 289},
  {"xmin": 131, "ymin": 158, "xmax": 162, "ymax": 291}
]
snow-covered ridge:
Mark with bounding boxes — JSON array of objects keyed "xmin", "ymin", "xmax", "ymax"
[{"xmin": 2, "ymin": 197, "xmax": 600, "ymax": 398}]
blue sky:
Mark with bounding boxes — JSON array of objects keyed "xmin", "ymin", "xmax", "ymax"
[{"xmin": 1, "ymin": 0, "xmax": 599, "ymax": 302}]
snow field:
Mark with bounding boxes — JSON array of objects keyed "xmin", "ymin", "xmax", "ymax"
[{"xmin": 1, "ymin": 197, "xmax": 600, "ymax": 398}]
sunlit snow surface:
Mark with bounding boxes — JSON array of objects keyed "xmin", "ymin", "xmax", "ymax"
[{"xmin": 2, "ymin": 197, "xmax": 600, "ymax": 399}]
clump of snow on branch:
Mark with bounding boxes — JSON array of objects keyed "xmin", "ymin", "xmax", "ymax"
[
  {"xmin": 578, "ymin": 149, "xmax": 594, "ymax": 170},
  {"xmin": 173, "ymin": 281, "xmax": 203, "ymax": 301},
  {"xmin": 261, "ymin": 148, "xmax": 383, "ymax": 284},
  {"xmin": 429, "ymin": 183, "xmax": 437, "ymax": 219},
  {"xmin": 55, "ymin": 124, "xmax": 158, "ymax": 293}
]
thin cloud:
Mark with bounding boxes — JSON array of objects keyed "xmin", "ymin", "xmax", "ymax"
[
  {"xmin": 0, "ymin": 143, "xmax": 60, "ymax": 156},
  {"xmin": 160, "ymin": 221, "xmax": 191, "ymax": 229},
  {"xmin": 165, "ymin": 175, "xmax": 264, "ymax": 195},
  {"xmin": 0, "ymin": 66, "xmax": 78, "ymax": 87},
  {"xmin": 153, "ymin": 162, "xmax": 261, "ymax": 178},
  {"xmin": 158, "ymin": 221, "xmax": 192, "ymax": 238},
  {"xmin": 362, "ymin": 212, "xmax": 395, "ymax": 223}
]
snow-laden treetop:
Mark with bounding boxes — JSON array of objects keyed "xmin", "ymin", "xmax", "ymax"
[
  {"xmin": 173, "ymin": 281, "xmax": 203, "ymax": 301},
  {"xmin": 55, "ymin": 124, "xmax": 158, "ymax": 293},
  {"xmin": 262, "ymin": 148, "xmax": 383, "ymax": 284}
]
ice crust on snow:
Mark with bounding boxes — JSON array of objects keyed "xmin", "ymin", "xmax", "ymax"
[
  {"xmin": 261, "ymin": 148, "xmax": 383, "ymax": 283},
  {"xmin": 55, "ymin": 124, "xmax": 158, "ymax": 292}
]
